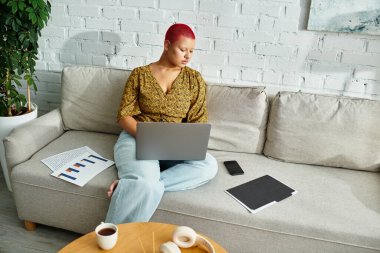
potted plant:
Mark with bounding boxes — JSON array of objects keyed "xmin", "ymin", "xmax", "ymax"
[{"xmin": 0, "ymin": 0, "xmax": 51, "ymax": 191}]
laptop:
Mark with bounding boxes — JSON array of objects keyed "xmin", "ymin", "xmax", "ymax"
[{"xmin": 136, "ymin": 122, "xmax": 211, "ymax": 160}]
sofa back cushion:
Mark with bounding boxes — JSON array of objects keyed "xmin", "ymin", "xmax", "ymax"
[
  {"xmin": 207, "ymin": 85, "xmax": 269, "ymax": 154},
  {"xmin": 264, "ymin": 91, "xmax": 380, "ymax": 171},
  {"xmin": 61, "ymin": 66, "xmax": 130, "ymax": 134}
]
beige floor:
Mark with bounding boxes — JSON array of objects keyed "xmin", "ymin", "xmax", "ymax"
[{"xmin": 0, "ymin": 166, "xmax": 80, "ymax": 253}]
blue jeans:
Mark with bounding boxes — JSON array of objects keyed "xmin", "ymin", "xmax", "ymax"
[{"xmin": 105, "ymin": 131, "xmax": 218, "ymax": 224}]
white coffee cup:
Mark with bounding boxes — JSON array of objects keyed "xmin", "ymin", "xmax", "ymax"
[{"xmin": 95, "ymin": 222, "xmax": 118, "ymax": 250}]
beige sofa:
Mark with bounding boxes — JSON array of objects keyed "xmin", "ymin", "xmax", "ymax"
[{"xmin": 4, "ymin": 66, "xmax": 380, "ymax": 253}]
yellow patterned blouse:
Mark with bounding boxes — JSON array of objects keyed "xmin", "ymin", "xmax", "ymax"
[{"xmin": 117, "ymin": 65, "xmax": 208, "ymax": 123}]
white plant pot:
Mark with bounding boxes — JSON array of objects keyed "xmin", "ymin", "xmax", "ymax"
[{"xmin": 0, "ymin": 103, "xmax": 38, "ymax": 191}]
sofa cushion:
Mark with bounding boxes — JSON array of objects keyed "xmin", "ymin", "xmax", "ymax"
[
  {"xmin": 61, "ymin": 66, "xmax": 130, "ymax": 134},
  {"xmin": 207, "ymin": 85, "xmax": 269, "ymax": 154},
  {"xmin": 11, "ymin": 131, "xmax": 118, "ymax": 233},
  {"xmin": 264, "ymin": 91, "xmax": 380, "ymax": 171}
]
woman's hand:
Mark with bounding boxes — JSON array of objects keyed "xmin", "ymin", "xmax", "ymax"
[
  {"xmin": 118, "ymin": 116, "xmax": 137, "ymax": 137},
  {"xmin": 107, "ymin": 180, "xmax": 119, "ymax": 198}
]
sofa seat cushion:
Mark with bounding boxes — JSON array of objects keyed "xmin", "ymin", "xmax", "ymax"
[
  {"xmin": 264, "ymin": 91, "xmax": 380, "ymax": 171},
  {"xmin": 11, "ymin": 131, "xmax": 118, "ymax": 200},
  {"xmin": 159, "ymin": 150, "xmax": 380, "ymax": 251},
  {"xmin": 10, "ymin": 130, "xmax": 119, "ymax": 232},
  {"xmin": 207, "ymin": 85, "xmax": 269, "ymax": 154}
]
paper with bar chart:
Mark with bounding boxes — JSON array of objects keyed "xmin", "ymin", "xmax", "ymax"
[{"xmin": 51, "ymin": 152, "xmax": 114, "ymax": 187}]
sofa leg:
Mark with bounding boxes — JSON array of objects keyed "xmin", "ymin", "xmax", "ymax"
[{"xmin": 24, "ymin": 220, "xmax": 36, "ymax": 231}]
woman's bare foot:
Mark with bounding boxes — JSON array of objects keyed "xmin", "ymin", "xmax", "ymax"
[{"xmin": 107, "ymin": 180, "xmax": 119, "ymax": 198}]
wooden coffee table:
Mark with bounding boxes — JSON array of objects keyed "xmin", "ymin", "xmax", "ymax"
[{"xmin": 58, "ymin": 222, "xmax": 228, "ymax": 252}]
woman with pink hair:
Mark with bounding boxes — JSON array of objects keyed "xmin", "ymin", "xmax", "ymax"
[{"xmin": 105, "ymin": 23, "xmax": 218, "ymax": 224}]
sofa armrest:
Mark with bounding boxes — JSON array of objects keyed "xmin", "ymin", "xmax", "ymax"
[{"xmin": 3, "ymin": 108, "xmax": 65, "ymax": 173}]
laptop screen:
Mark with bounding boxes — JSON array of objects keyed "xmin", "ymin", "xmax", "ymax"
[{"xmin": 136, "ymin": 122, "xmax": 211, "ymax": 160}]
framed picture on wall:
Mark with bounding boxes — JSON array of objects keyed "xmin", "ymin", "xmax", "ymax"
[{"xmin": 307, "ymin": 0, "xmax": 380, "ymax": 35}]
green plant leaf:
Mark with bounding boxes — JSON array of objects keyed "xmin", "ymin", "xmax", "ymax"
[
  {"xmin": 11, "ymin": 2, "xmax": 18, "ymax": 14},
  {"xmin": 18, "ymin": 1, "xmax": 26, "ymax": 11},
  {"xmin": 32, "ymin": 0, "xmax": 37, "ymax": 9},
  {"xmin": 32, "ymin": 15, "xmax": 37, "ymax": 24},
  {"xmin": 15, "ymin": 18, "xmax": 22, "ymax": 26},
  {"xmin": 29, "ymin": 34, "xmax": 35, "ymax": 43},
  {"xmin": 38, "ymin": 0, "xmax": 45, "ymax": 8},
  {"xmin": 13, "ymin": 78, "xmax": 22, "ymax": 87},
  {"xmin": 19, "ymin": 33, "xmax": 25, "ymax": 42},
  {"xmin": 29, "ymin": 77, "xmax": 37, "ymax": 91},
  {"xmin": 5, "ymin": 16, "xmax": 12, "ymax": 25},
  {"xmin": 11, "ymin": 20, "xmax": 19, "ymax": 32},
  {"xmin": 23, "ymin": 39, "xmax": 30, "ymax": 49},
  {"xmin": 37, "ymin": 17, "xmax": 43, "ymax": 28}
]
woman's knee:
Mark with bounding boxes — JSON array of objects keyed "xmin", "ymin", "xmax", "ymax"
[
  {"xmin": 118, "ymin": 177, "xmax": 164, "ymax": 196},
  {"xmin": 114, "ymin": 131, "xmax": 160, "ymax": 180},
  {"xmin": 117, "ymin": 160, "xmax": 161, "ymax": 180}
]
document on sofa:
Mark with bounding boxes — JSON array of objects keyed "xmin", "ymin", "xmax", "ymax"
[
  {"xmin": 226, "ymin": 175, "xmax": 297, "ymax": 213},
  {"xmin": 50, "ymin": 152, "xmax": 114, "ymax": 187},
  {"xmin": 42, "ymin": 146, "xmax": 103, "ymax": 172}
]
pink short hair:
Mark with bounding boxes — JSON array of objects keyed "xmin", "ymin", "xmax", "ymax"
[{"xmin": 165, "ymin": 23, "xmax": 195, "ymax": 43}]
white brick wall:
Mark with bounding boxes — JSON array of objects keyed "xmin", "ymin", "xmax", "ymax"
[
  {"xmin": 122, "ymin": 0, "xmax": 155, "ymax": 8},
  {"xmin": 32, "ymin": 0, "xmax": 380, "ymax": 114}
]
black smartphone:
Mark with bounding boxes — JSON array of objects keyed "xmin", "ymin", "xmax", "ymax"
[{"xmin": 224, "ymin": 160, "xmax": 244, "ymax": 176}]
